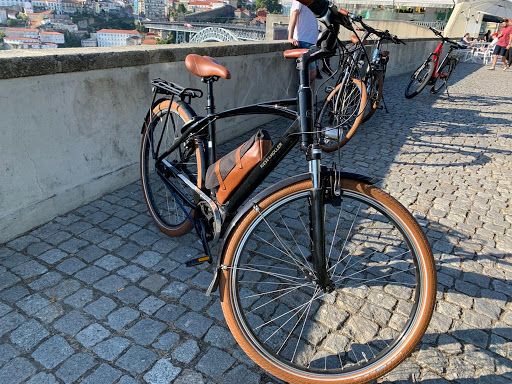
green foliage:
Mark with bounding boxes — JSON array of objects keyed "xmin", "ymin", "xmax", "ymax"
[
  {"xmin": 236, "ymin": 0, "xmax": 246, "ymax": 9},
  {"xmin": 255, "ymin": 0, "xmax": 280, "ymax": 13},
  {"xmin": 16, "ymin": 13, "xmax": 27, "ymax": 20},
  {"xmin": 156, "ymin": 33, "xmax": 175, "ymax": 44},
  {"xmin": 61, "ymin": 32, "xmax": 82, "ymax": 47},
  {"xmin": 6, "ymin": 19, "xmax": 24, "ymax": 27},
  {"xmin": 178, "ymin": 4, "xmax": 186, "ymax": 13},
  {"xmin": 0, "ymin": 31, "xmax": 5, "ymax": 42}
]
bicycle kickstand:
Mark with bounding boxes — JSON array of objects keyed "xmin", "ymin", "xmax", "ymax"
[{"xmin": 381, "ymin": 94, "xmax": 389, "ymax": 113}]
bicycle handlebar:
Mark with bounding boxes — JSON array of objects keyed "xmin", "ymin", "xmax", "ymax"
[{"xmin": 428, "ymin": 26, "xmax": 463, "ymax": 48}]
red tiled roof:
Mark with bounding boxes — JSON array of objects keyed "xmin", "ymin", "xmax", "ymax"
[
  {"xmin": 40, "ymin": 31, "xmax": 64, "ymax": 35},
  {"xmin": 97, "ymin": 29, "xmax": 140, "ymax": 35},
  {"xmin": 7, "ymin": 28, "xmax": 39, "ymax": 32}
]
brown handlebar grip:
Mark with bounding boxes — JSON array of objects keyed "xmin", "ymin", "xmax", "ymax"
[{"xmin": 338, "ymin": 7, "xmax": 349, "ymax": 15}]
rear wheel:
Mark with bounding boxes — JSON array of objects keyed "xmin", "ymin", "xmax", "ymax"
[
  {"xmin": 140, "ymin": 100, "xmax": 200, "ymax": 236},
  {"xmin": 318, "ymin": 78, "xmax": 367, "ymax": 152},
  {"xmin": 405, "ymin": 60, "xmax": 435, "ymax": 99},
  {"xmin": 220, "ymin": 178, "xmax": 436, "ymax": 384},
  {"xmin": 430, "ymin": 58, "xmax": 455, "ymax": 94},
  {"xmin": 362, "ymin": 70, "xmax": 383, "ymax": 123}
]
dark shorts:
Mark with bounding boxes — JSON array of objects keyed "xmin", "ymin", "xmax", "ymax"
[
  {"xmin": 298, "ymin": 41, "xmax": 318, "ymax": 70},
  {"xmin": 494, "ymin": 45, "xmax": 507, "ymax": 56}
]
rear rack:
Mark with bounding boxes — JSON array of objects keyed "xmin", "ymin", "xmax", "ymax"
[{"xmin": 151, "ymin": 78, "xmax": 203, "ymax": 102}]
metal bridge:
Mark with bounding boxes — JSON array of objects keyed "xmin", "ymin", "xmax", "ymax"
[{"xmin": 144, "ymin": 21, "xmax": 266, "ymax": 43}]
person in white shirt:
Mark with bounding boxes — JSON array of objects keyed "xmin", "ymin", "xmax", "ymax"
[{"xmin": 288, "ymin": 0, "xmax": 319, "ymax": 87}]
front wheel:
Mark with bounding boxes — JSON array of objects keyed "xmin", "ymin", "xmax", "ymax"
[
  {"xmin": 361, "ymin": 70, "xmax": 383, "ymax": 124},
  {"xmin": 405, "ymin": 60, "xmax": 435, "ymax": 99},
  {"xmin": 317, "ymin": 78, "xmax": 367, "ymax": 152},
  {"xmin": 220, "ymin": 178, "xmax": 436, "ymax": 384},
  {"xmin": 430, "ymin": 58, "xmax": 456, "ymax": 94}
]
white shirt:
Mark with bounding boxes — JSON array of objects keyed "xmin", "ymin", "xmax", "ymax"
[{"xmin": 290, "ymin": 0, "xmax": 318, "ymax": 45}]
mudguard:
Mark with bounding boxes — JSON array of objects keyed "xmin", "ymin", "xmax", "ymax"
[{"xmin": 205, "ymin": 170, "xmax": 377, "ymax": 296}]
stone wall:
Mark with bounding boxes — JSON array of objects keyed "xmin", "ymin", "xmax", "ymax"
[{"xmin": 0, "ymin": 37, "xmax": 439, "ymax": 242}]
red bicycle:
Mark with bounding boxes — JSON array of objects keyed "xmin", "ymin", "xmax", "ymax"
[{"xmin": 405, "ymin": 27, "xmax": 464, "ymax": 99}]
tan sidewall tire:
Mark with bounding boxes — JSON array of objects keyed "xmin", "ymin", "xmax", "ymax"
[
  {"xmin": 140, "ymin": 100, "xmax": 196, "ymax": 237},
  {"xmin": 220, "ymin": 179, "xmax": 436, "ymax": 384},
  {"xmin": 321, "ymin": 78, "xmax": 368, "ymax": 153},
  {"xmin": 361, "ymin": 70, "xmax": 383, "ymax": 124}
]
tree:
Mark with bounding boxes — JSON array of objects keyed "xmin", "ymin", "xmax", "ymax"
[
  {"xmin": 177, "ymin": 4, "xmax": 186, "ymax": 14},
  {"xmin": 61, "ymin": 32, "xmax": 82, "ymax": 47},
  {"xmin": 0, "ymin": 31, "xmax": 5, "ymax": 42},
  {"xmin": 255, "ymin": 0, "xmax": 281, "ymax": 13},
  {"xmin": 156, "ymin": 34, "xmax": 175, "ymax": 44},
  {"xmin": 236, "ymin": 0, "xmax": 246, "ymax": 9}
]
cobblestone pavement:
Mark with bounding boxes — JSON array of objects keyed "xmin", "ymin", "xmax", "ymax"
[{"xmin": 1, "ymin": 63, "xmax": 511, "ymax": 384}]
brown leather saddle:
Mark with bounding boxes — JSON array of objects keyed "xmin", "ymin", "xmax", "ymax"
[{"xmin": 185, "ymin": 54, "xmax": 231, "ymax": 79}]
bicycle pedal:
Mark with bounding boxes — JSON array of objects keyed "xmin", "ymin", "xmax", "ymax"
[{"xmin": 185, "ymin": 255, "xmax": 212, "ymax": 267}]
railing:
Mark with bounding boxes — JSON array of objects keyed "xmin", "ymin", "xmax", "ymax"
[{"xmin": 410, "ymin": 21, "xmax": 447, "ymax": 31}]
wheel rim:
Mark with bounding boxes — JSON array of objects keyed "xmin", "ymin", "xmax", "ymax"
[
  {"xmin": 406, "ymin": 64, "xmax": 430, "ymax": 96},
  {"xmin": 227, "ymin": 186, "xmax": 426, "ymax": 380},
  {"xmin": 141, "ymin": 109, "xmax": 197, "ymax": 231}
]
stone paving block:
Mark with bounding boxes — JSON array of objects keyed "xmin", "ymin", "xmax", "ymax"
[
  {"xmin": 0, "ymin": 271, "xmax": 21, "ymax": 291},
  {"xmin": 171, "ymin": 340, "xmax": 199, "ymax": 364},
  {"xmin": 117, "ymin": 265, "xmax": 149, "ymax": 282},
  {"xmin": 179, "ymin": 289, "xmax": 212, "ymax": 311},
  {"xmin": 59, "ymin": 238, "xmax": 89, "ymax": 253},
  {"xmin": 6, "ymin": 235, "xmax": 38, "ymax": 251},
  {"xmin": 75, "ymin": 266, "xmax": 109, "ymax": 284},
  {"xmin": 152, "ymin": 258, "xmax": 180, "ymax": 274},
  {"xmin": 92, "ymin": 337, "xmax": 131, "ymax": 361},
  {"xmin": 204, "ymin": 325, "xmax": 237, "ymax": 350},
  {"xmin": 175, "ymin": 312, "xmax": 213, "ymax": 338},
  {"xmin": 169, "ymin": 264, "xmax": 199, "ymax": 281},
  {"xmin": 115, "ymin": 285, "xmax": 148, "ymax": 305},
  {"xmin": 115, "ymin": 345, "xmax": 157, "ymax": 375},
  {"xmin": 130, "ymin": 229, "xmax": 161, "ymax": 247},
  {"xmin": 39, "ymin": 249, "xmax": 67, "ymax": 264},
  {"xmin": 25, "ymin": 372, "xmax": 59, "ymax": 384},
  {"xmin": 16, "ymin": 294, "xmax": 50, "ymax": 315},
  {"xmin": 191, "ymin": 270, "xmax": 214, "ymax": 290},
  {"xmin": 11, "ymin": 260, "xmax": 48, "ymax": 279},
  {"xmin": 118, "ymin": 376, "xmax": 141, "ymax": 384},
  {"xmin": 196, "ymin": 347, "xmax": 236, "ymax": 379},
  {"xmin": 81, "ymin": 363, "xmax": 122, "ymax": 384},
  {"xmin": 56, "ymin": 257, "xmax": 87, "ymax": 275},
  {"xmin": 174, "ymin": 369, "xmax": 205, "ymax": 384},
  {"xmin": 93, "ymin": 275, "xmax": 128, "ymax": 294},
  {"xmin": 0, "ymin": 343, "xmax": 20, "ymax": 367},
  {"xmin": 221, "ymin": 365, "xmax": 260, "ymax": 384},
  {"xmin": 152, "ymin": 331, "xmax": 180, "ymax": 351},
  {"xmin": 55, "ymin": 353, "xmax": 97, "ymax": 384},
  {"xmin": 53, "ymin": 310, "xmax": 91, "ymax": 335},
  {"xmin": 106, "ymin": 307, "xmax": 140, "ymax": 331},
  {"xmin": 85, "ymin": 296, "xmax": 117, "ymax": 319},
  {"xmin": 0, "ymin": 252, "xmax": 31, "ymax": 268},
  {"xmin": 0, "ymin": 285, "xmax": 29, "ymax": 302},
  {"xmin": 76, "ymin": 323, "xmax": 111, "ymax": 347},
  {"xmin": 144, "ymin": 358, "xmax": 182, "ymax": 384},
  {"xmin": 94, "ymin": 254, "xmax": 127, "ymax": 271},
  {"xmin": 46, "ymin": 231, "xmax": 73, "ymax": 246},
  {"xmin": 0, "ymin": 357, "xmax": 36, "ymax": 384},
  {"xmin": 0, "ymin": 302, "xmax": 11, "ymax": 317},
  {"xmin": 98, "ymin": 236, "xmax": 125, "ymax": 251},
  {"xmin": 31, "ymin": 335, "xmax": 73, "ymax": 369},
  {"xmin": 206, "ymin": 299, "xmax": 224, "ymax": 322},
  {"xmin": 99, "ymin": 217, "xmax": 126, "ymax": 231},
  {"xmin": 9, "ymin": 319, "xmax": 49, "ymax": 351},
  {"xmin": 26, "ymin": 241, "xmax": 53, "ymax": 256},
  {"xmin": 79, "ymin": 228, "xmax": 111, "ymax": 244},
  {"xmin": 154, "ymin": 304, "xmax": 186, "ymax": 323},
  {"xmin": 115, "ymin": 223, "xmax": 141, "ymax": 238},
  {"xmin": 139, "ymin": 296, "xmax": 165, "ymax": 315},
  {"xmin": 44, "ymin": 279, "xmax": 81, "ymax": 300},
  {"xmin": 84, "ymin": 211, "xmax": 109, "ymax": 225},
  {"xmin": 28, "ymin": 271, "xmax": 64, "ymax": 290},
  {"xmin": 34, "ymin": 303, "xmax": 64, "ymax": 324},
  {"xmin": 152, "ymin": 238, "xmax": 180, "ymax": 254},
  {"xmin": 169, "ymin": 246, "xmax": 201, "ymax": 264},
  {"xmin": 140, "ymin": 274, "xmax": 168, "ymax": 292},
  {"xmin": 76, "ymin": 245, "xmax": 106, "ymax": 263},
  {"xmin": 161, "ymin": 281, "xmax": 188, "ymax": 299},
  {"xmin": 125, "ymin": 318, "xmax": 166, "ymax": 346},
  {"xmin": 115, "ymin": 242, "xmax": 142, "ymax": 260},
  {"xmin": 134, "ymin": 251, "xmax": 162, "ymax": 269},
  {"xmin": 64, "ymin": 288, "xmax": 93, "ymax": 308}
]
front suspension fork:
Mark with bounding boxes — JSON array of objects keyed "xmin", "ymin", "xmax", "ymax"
[{"xmin": 308, "ymin": 146, "xmax": 334, "ymax": 292}]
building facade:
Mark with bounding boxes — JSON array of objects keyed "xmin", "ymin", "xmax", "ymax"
[
  {"xmin": 6, "ymin": 27, "xmax": 40, "ymax": 38},
  {"xmin": 40, "ymin": 30, "xmax": 65, "ymax": 43},
  {"xmin": 97, "ymin": 28, "xmax": 141, "ymax": 46}
]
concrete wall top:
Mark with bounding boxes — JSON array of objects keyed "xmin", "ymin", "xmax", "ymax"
[{"xmin": 0, "ymin": 41, "xmax": 291, "ymax": 80}]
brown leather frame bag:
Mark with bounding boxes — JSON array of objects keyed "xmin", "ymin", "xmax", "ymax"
[{"xmin": 205, "ymin": 130, "xmax": 272, "ymax": 204}]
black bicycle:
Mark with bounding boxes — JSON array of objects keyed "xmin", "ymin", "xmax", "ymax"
[
  {"xmin": 405, "ymin": 27, "xmax": 464, "ymax": 99},
  {"xmin": 140, "ymin": 3, "xmax": 436, "ymax": 383}
]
